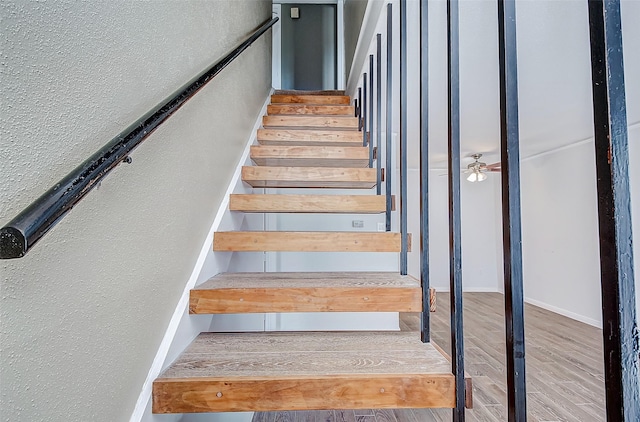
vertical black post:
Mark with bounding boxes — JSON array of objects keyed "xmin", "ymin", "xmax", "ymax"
[
  {"xmin": 363, "ymin": 74, "xmax": 368, "ymax": 146},
  {"xmin": 447, "ymin": 0, "xmax": 465, "ymax": 420},
  {"xmin": 419, "ymin": 0, "xmax": 430, "ymax": 343},
  {"xmin": 358, "ymin": 87, "xmax": 362, "ymax": 131},
  {"xmin": 354, "ymin": 99, "xmax": 359, "ymax": 117},
  {"xmin": 376, "ymin": 34, "xmax": 383, "ymax": 195},
  {"xmin": 588, "ymin": 2, "xmax": 639, "ymax": 421},
  {"xmin": 497, "ymin": 1, "xmax": 527, "ymax": 420},
  {"xmin": 385, "ymin": 3, "xmax": 393, "ymax": 231},
  {"xmin": 399, "ymin": 0, "xmax": 408, "ymax": 275},
  {"xmin": 369, "ymin": 55, "xmax": 375, "ymax": 167}
]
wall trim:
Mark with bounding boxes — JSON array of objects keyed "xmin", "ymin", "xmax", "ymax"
[
  {"xmin": 431, "ymin": 287, "xmax": 500, "ymax": 293},
  {"xmin": 129, "ymin": 91, "xmax": 272, "ymax": 422},
  {"xmin": 524, "ymin": 296, "xmax": 602, "ymax": 329}
]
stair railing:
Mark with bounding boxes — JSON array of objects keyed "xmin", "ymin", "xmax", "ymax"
[
  {"xmin": 0, "ymin": 17, "xmax": 278, "ymax": 260},
  {"xmin": 354, "ymin": 0, "xmax": 467, "ymax": 417}
]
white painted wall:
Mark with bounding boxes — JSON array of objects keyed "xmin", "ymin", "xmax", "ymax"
[
  {"xmin": 519, "ymin": 142, "xmax": 603, "ymax": 326},
  {"xmin": 514, "ymin": 0, "xmax": 640, "ymax": 328},
  {"xmin": 345, "ymin": 0, "xmax": 640, "ymax": 326},
  {"xmin": 407, "ymin": 170, "xmax": 502, "ymax": 292},
  {"xmin": 0, "ymin": 2, "xmax": 271, "ymax": 421}
]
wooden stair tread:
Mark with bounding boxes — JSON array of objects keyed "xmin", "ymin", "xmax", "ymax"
[
  {"xmin": 268, "ymin": 104, "xmax": 354, "ymax": 116},
  {"xmin": 213, "ymin": 231, "xmax": 411, "ymax": 252},
  {"xmin": 274, "ymin": 90, "xmax": 346, "ymax": 96},
  {"xmin": 153, "ymin": 332, "xmax": 455, "ymax": 413},
  {"xmin": 271, "ymin": 94, "xmax": 350, "ymax": 105},
  {"xmin": 257, "ymin": 129, "xmax": 363, "ymax": 146},
  {"xmin": 242, "ymin": 166, "xmax": 376, "ymax": 189},
  {"xmin": 196, "ymin": 272, "xmax": 420, "ymax": 288},
  {"xmin": 250, "ymin": 145, "xmax": 369, "ymax": 168},
  {"xmin": 263, "ymin": 115, "xmax": 359, "ymax": 130},
  {"xmin": 229, "ymin": 194, "xmax": 386, "ymax": 213},
  {"xmin": 190, "ymin": 272, "xmax": 421, "ymax": 314}
]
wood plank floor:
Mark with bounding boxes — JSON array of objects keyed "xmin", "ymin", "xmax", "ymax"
[{"xmin": 253, "ymin": 292, "xmax": 605, "ymax": 422}]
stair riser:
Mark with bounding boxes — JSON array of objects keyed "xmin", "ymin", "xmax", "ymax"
[
  {"xmin": 153, "ymin": 375, "xmax": 455, "ymax": 413},
  {"xmin": 190, "ymin": 288, "xmax": 422, "ymax": 313}
]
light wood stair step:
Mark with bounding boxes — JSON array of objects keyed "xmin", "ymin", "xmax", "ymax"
[
  {"xmin": 257, "ymin": 129, "xmax": 363, "ymax": 147},
  {"xmin": 263, "ymin": 115, "xmax": 359, "ymax": 130},
  {"xmin": 274, "ymin": 90, "xmax": 346, "ymax": 96},
  {"xmin": 229, "ymin": 194, "xmax": 388, "ymax": 213},
  {"xmin": 213, "ymin": 231, "xmax": 411, "ymax": 252},
  {"xmin": 271, "ymin": 94, "xmax": 350, "ymax": 105},
  {"xmin": 190, "ymin": 272, "xmax": 421, "ymax": 314},
  {"xmin": 152, "ymin": 331, "xmax": 455, "ymax": 413},
  {"xmin": 267, "ymin": 104, "xmax": 354, "ymax": 116},
  {"xmin": 242, "ymin": 166, "xmax": 376, "ymax": 189},
  {"xmin": 250, "ymin": 146, "xmax": 369, "ymax": 168}
]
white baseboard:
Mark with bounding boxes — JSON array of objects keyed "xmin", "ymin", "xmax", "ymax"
[
  {"xmin": 181, "ymin": 412, "xmax": 255, "ymax": 422},
  {"xmin": 431, "ymin": 287, "xmax": 500, "ymax": 293},
  {"xmin": 524, "ymin": 296, "xmax": 602, "ymax": 328},
  {"xmin": 130, "ymin": 91, "xmax": 272, "ymax": 422}
]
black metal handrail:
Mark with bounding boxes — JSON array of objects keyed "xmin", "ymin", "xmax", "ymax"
[{"xmin": 0, "ymin": 17, "xmax": 278, "ymax": 259}]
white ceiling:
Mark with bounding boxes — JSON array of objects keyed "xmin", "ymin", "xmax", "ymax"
[{"xmin": 411, "ymin": 0, "xmax": 640, "ymax": 169}]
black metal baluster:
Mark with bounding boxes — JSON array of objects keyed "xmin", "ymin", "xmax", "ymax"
[
  {"xmin": 447, "ymin": 0, "xmax": 465, "ymax": 419},
  {"xmin": 369, "ymin": 55, "xmax": 375, "ymax": 168},
  {"xmin": 588, "ymin": 1, "xmax": 639, "ymax": 421},
  {"xmin": 376, "ymin": 34, "xmax": 383, "ymax": 195},
  {"xmin": 420, "ymin": 0, "xmax": 430, "ymax": 343},
  {"xmin": 400, "ymin": 0, "xmax": 408, "ymax": 275},
  {"xmin": 358, "ymin": 87, "xmax": 362, "ymax": 131},
  {"xmin": 363, "ymin": 74, "xmax": 368, "ymax": 146},
  {"xmin": 497, "ymin": 0, "xmax": 527, "ymax": 420},
  {"xmin": 385, "ymin": 3, "xmax": 393, "ymax": 231}
]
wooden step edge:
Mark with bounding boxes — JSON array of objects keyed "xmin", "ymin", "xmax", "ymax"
[
  {"xmin": 213, "ymin": 232, "xmax": 412, "ymax": 252},
  {"xmin": 189, "ymin": 285, "xmax": 422, "ymax": 314},
  {"xmin": 431, "ymin": 342, "xmax": 473, "ymax": 409},
  {"xmin": 267, "ymin": 105, "xmax": 355, "ymax": 116},
  {"xmin": 229, "ymin": 194, "xmax": 387, "ymax": 214},
  {"xmin": 152, "ymin": 373, "xmax": 455, "ymax": 413},
  {"xmin": 271, "ymin": 94, "xmax": 351, "ymax": 105},
  {"xmin": 263, "ymin": 119, "xmax": 359, "ymax": 130},
  {"xmin": 274, "ymin": 90, "xmax": 346, "ymax": 96}
]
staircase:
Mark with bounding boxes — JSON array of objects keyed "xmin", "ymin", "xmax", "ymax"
[{"xmin": 152, "ymin": 92, "xmax": 466, "ymax": 414}]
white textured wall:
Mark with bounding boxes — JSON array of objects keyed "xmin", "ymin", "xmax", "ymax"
[{"xmin": 0, "ymin": 1, "xmax": 271, "ymax": 421}]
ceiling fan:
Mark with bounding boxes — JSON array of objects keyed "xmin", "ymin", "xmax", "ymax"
[{"xmin": 464, "ymin": 153, "xmax": 500, "ymax": 182}]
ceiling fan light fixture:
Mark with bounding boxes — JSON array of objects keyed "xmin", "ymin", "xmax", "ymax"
[{"xmin": 466, "ymin": 153, "xmax": 487, "ymax": 183}]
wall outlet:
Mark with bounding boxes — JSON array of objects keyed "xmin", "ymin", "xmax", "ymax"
[
  {"xmin": 352, "ymin": 220, "xmax": 364, "ymax": 228},
  {"xmin": 377, "ymin": 222, "xmax": 385, "ymax": 232}
]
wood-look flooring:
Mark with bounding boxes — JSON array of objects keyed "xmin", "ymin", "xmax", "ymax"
[{"xmin": 253, "ymin": 292, "xmax": 605, "ymax": 422}]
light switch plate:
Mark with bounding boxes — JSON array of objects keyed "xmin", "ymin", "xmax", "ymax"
[{"xmin": 291, "ymin": 7, "xmax": 299, "ymax": 19}]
